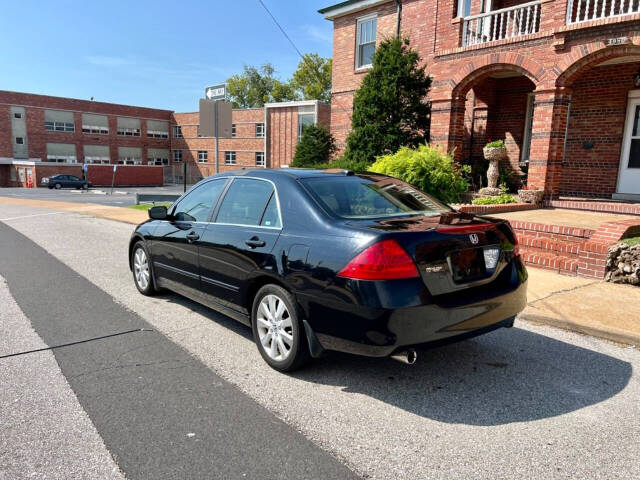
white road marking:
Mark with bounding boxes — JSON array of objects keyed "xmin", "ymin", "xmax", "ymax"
[{"xmin": 0, "ymin": 211, "xmax": 65, "ymax": 221}]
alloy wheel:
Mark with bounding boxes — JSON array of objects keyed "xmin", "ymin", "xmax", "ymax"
[
  {"xmin": 133, "ymin": 247, "xmax": 150, "ymax": 291},
  {"xmin": 256, "ymin": 294, "xmax": 293, "ymax": 361}
]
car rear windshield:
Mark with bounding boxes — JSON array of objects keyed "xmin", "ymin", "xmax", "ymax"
[{"xmin": 300, "ymin": 174, "xmax": 451, "ymax": 219}]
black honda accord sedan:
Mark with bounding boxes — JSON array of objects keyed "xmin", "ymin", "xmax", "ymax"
[{"xmin": 129, "ymin": 169, "xmax": 527, "ymax": 371}]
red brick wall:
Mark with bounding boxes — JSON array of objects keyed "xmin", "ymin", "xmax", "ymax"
[
  {"xmin": 0, "ymin": 104, "xmax": 11, "ymax": 158},
  {"xmin": 86, "ymin": 165, "xmax": 163, "ymax": 186},
  {"xmin": 268, "ymin": 107, "xmax": 298, "ymax": 168},
  {"xmin": 559, "ymin": 63, "xmax": 639, "ymax": 197},
  {"xmin": 171, "ymin": 109, "xmax": 266, "ymax": 173}
]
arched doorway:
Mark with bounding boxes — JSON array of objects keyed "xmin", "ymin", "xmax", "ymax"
[
  {"xmin": 451, "ymin": 65, "xmax": 538, "ymax": 190},
  {"xmin": 557, "ymin": 46, "xmax": 640, "ymax": 199}
]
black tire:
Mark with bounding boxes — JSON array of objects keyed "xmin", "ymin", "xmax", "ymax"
[
  {"xmin": 48, "ymin": 185, "xmax": 54, "ymax": 189},
  {"xmin": 54, "ymin": 183, "xmax": 62, "ymax": 189},
  {"xmin": 251, "ymin": 284, "xmax": 311, "ymax": 372},
  {"xmin": 131, "ymin": 242, "xmax": 158, "ymax": 296}
]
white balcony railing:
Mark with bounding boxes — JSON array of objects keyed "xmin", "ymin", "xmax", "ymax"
[
  {"xmin": 567, "ymin": 0, "xmax": 640, "ymax": 24},
  {"xmin": 462, "ymin": 1, "xmax": 542, "ymax": 47}
]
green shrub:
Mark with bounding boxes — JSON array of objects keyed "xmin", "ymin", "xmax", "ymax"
[
  {"xmin": 485, "ymin": 140, "xmax": 506, "ymax": 148},
  {"xmin": 292, "ymin": 124, "xmax": 336, "ymax": 167},
  {"xmin": 472, "ymin": 193, "xmax": 517, "ymax": 205},
  {"xmin": 296, "ymin": 156, "xmax": 370, "ymax": 173},
  {"xmin": 369, "ymin": 144, "xmax": 470, "ymax": 203}
]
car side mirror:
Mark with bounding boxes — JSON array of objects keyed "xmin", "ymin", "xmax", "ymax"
[{"xmin": 148, "ymin": 205, "xmax": 168, "ymax": 220}]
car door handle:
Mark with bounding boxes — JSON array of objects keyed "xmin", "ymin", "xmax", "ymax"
[
  {"xmin": 186, "ymin": 231, "xmax": 200, "ymax": 243},
  {"xmin": 245, "ymin": 237, "xmax": 266, "ymax": 248}
]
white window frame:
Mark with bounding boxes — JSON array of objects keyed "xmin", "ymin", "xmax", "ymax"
[
  {"xmin": 256, "ymin": 123, "xmax": 265, "ymax": 138},
  {"xmin": 356, "ymin": 14, "xmax": 377, "ymax": 70},
  {"xmin": 173, "ymin": 149, "xmax": 183, "ymax": 162},
  {"xmin": 45, "ymin": 121, "xmax": 75, "ymax": 132},
  {"xmin": 147, "ymin": 130, "xmax": 169, "ymax": 139},
  {"xmin": 198, "ymin": 150, "xmax": 208, "ymax": 163},
  {"xmin": 255, "ymin": 151, "xmax": 265, "ymax": 167},
  {"xmin": 225, "ymin": 151, "xmax": 237, "ymax": 165},
  {"xmin": 147, "ymin": 157, "xmax": 169, "ymax": 166},
  {"xmin": 173, "ymin": 125, "xmax": 183, "ymax": 138},
  {"xmin": 84, "ymin": 157, "xmax": 110, "ymax": 165},
  {"xmin": 118, "ymin": 157, "xmax": 142, "ymax": 165},
  {"xmin": 46, "ymin": 155, "xmax": 77, "ymax": 164},
  {"xmin": 117, "ymin": 127, "xmax": 141, "ymax": 137},
  {"xmin": 82, "ymin": 125, "xmax": 109, "ymax": 135}
]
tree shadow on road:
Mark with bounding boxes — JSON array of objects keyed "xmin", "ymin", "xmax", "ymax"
[{"xmin": 160, "ymin": 292, "xmax": 632, "ymax": 427}]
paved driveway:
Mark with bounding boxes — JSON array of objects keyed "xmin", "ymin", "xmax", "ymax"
[{"xmin": 1, "ymin": 203, "xmax": 639, "ymax": 479}]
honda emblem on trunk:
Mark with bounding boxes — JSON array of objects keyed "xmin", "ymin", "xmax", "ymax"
[{"xmin": 469, "ymin": 233, "xmax": 479, "ymax": 244}]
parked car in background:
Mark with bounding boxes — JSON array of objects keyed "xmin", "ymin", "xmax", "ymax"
[
  {"xmin": 128, "ymin": 169, "xmax": 527, "ymax": 372},
  {"xmin": 42, "ymin": 174, "xmax": 92, "ymax": 190}
]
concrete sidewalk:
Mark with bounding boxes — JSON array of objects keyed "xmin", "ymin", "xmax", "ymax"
[
  {"xmin": 1, "ymin": 195, "xmax": 638, "ymax": 348},
  {"xmin": 0, "ymin": 196, "xmax": 148, "ymax": 224}
]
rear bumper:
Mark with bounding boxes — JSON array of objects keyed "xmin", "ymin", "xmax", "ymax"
[{"xmin": 300, "ymin": 259, "xmax": 528, "ymax": 357}]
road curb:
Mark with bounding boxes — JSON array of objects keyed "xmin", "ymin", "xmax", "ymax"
[{"xmin": 518, "ymin": 312, "xmax": 640, "ymax": 347}]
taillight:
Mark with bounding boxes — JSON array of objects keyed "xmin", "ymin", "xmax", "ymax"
[{"xmin": 337, "ymin": 239, "xmax": 419, "ymax": 280}]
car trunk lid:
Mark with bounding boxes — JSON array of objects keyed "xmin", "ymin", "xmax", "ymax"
[{"xmin": 344, "ymin": 212, "xmax": 517, "ymax": 295}]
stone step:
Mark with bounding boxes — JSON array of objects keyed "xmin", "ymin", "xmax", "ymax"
[
  {"xmin": 510, "ymin": 220, "xmax": 595, "ymax": 243},
  {"xmin": 518, "ymin": 235, "xmax": 583, "ymax": 257},
  {"xmin": 550, "ymin": 199, "xmax": 640, "ymax": 216},
  {"xmin": 519, "ymin": 248, "xmax": 580, "ymax": 276}
]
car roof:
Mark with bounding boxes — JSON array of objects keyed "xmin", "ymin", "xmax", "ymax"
[{"xmin": 214, "ymin": 168, "xmax": 361, "ymax": 180}]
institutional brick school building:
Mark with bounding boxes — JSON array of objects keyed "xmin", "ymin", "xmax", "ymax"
[
  {"xmin": 320, "ymin": 0, "xmax": 640, "ymax": 200},
  {"xmin": 0, "ymin": 90, "xmax": 329, "ymax": 187}
]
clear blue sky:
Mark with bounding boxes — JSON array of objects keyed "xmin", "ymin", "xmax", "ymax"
[{"xmin": 0, "ymin": 0, "xmax": 334, "ymax": 112}]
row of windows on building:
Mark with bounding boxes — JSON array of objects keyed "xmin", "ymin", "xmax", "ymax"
[
  {"xmin": 42, "ymin": 143, "xmax": 265, "ymax": 167},
  {"xmin": 34, "ymin": 109, "xmax": 171, "ymax": 138},
  {"xmin": 192, "ymin": 150, "xmax": 265, "ymax": 166},
  {"xmin": 173, "ymin": 123, "xmax": 265, "ymax": 139}
]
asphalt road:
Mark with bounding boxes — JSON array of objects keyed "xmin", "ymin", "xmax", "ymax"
[
  {"xmin": 1, "ymin": 202, "xmax": 640, "ymax": 479},
  {"xmin": 0, "ymin": 186, "xmax": 184, "ymax": 207}
]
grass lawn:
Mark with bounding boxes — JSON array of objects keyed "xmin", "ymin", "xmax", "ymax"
[
  {"xmin": 127, "ymin": 202, "xmax": 172, "ymax": 211},
  {"xmin": 621, "ymin": 236, "xmax": 640, "ymax": 247}
]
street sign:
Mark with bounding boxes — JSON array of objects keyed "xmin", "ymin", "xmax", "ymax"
[
  {"xmin": 83, "ymin": 163, "xmax": 88, "ymax": 172},
  {"xmin": 199, "ymin": 99, "xmax": 233, "ymax": 138},
  {"xmin": 205, "ymin": 84, "xmax": 226, "ymax": 101}
]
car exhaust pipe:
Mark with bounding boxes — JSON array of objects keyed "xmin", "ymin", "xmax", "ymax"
[{"xmin": 391, "ymin": 349, "xmax": 417, "ymax": 365}]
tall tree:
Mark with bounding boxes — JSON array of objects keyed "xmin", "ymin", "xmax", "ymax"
[
  {"xmin": 344, "ymin": 37, "xmax": 431, "ymax": 164},
  {"xmin": 292, "ymin": 124, "xmax": 336, "ymax": 167},
  {"xmin": 290, "ymin": 54, "xmax": 332, "ymax": 103},
  {"xmin": 226, "ymin": 64, "xmax": 298, "ymax": 108}
]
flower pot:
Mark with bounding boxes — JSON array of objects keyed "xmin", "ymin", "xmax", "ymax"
[
  {"xmin": 483, "ymin": 146, "xmax": 507, "ymax": 189},
  {"xmin": 483, "ymin": 146, "xmax": 508, "ymax": 162}
]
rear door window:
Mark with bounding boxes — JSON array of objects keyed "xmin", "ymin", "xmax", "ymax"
[{"xmin": 215, "ymin": 178, "xmax": 276, "ymax": 227}]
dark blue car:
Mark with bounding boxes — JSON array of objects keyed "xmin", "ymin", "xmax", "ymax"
[{"xmin": 129, "ymin": 169, "xmax": 527, "ymax": 372}]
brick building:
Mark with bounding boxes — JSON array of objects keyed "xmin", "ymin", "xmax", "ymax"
[
  {"xmin": 170, "ymin": 100, "xmax": 330, "ymax": 183},
  {"xmin": 0, "ymin": 90, "xmax": 329, "ymax": 187},
  {"xmin": 320, "ymin": 0, "xmax": 640, "ymax": 200}
]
